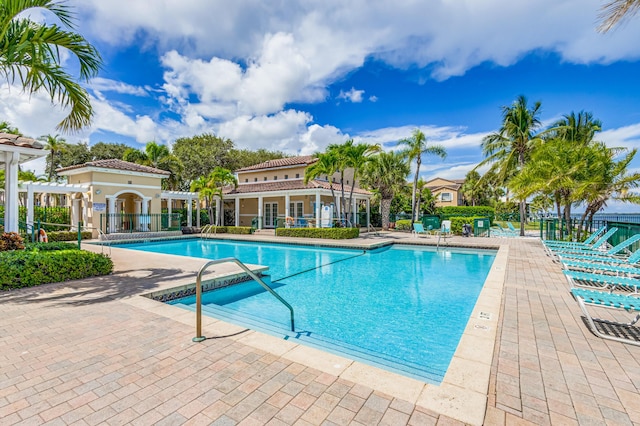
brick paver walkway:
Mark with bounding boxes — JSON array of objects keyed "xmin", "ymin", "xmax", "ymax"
[{"xmin": 1, "ymin": 234, "xmax": 639, "ymax": 425}]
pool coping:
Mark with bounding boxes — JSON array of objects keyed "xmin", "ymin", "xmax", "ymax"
[{"xmin": 120, "ymin": 238, "xmax": 507, "ymax": 426}]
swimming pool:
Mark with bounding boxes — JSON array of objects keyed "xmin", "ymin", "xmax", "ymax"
[{"xmin": 119, "ymin": 239, "xmax": 495, "ymax": 383}]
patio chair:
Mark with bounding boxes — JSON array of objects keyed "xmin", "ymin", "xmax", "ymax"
[
  {"xmin": 563, "ymin": 270, "xmax": 640, "ymax": 293},
  {"xmin": 547, "ymin": 227, "xmax": 619, "ymax": 256},
  {"xmin": 571, "ymin": 288, "xmax": 640, "ymax": 346},
  {"xmin": 438, "ymin": 220, "xmax": 452, "ymax": 239},
  {"xmin": 412, "ymin": 223, "xmax": 430, "ymax": 238},
  {"xmin": 555, "ymin": 232, "xmax": 639, "ymax": 261},
  {"xmin": 506, "ymin": 222, "xmax": 519, "ymax": 234},
  {"xmin": 543, "ymin": 226, "xmax": 606, "ymax": 248},
  {"xmin": 492, "ymin": 223, "xmax": 517, "ymax": 237},
  {"xmin": 560, "ymin": 248, "xmax": 640, "ymax": 268},
  {"xmin": 561, "ymin": 258, "xmax": 640, "ymax": 278}
]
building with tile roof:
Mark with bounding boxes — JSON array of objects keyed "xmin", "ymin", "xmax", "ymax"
[
  {"xmin": 223, "ymin": 155, "xmax": 373, "ymax": 229},
  {"xmin": 425, "ymin": 177, "xmax": 466, "ymax": 207}
]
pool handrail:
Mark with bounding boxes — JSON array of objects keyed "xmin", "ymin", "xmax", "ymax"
[{"xmin": 193, "ymin": 257, "xmax": 295, "ymax": 342}]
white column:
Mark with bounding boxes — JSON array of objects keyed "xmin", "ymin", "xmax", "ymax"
[
  {"xmin": 215, "ymin": 198, "xmax": 221, "ymax": 226},
  {"xmin": 285, "ymin": 193, "xmax": 291, "ymax": 227},
  {"xmin": 82, "ymin": 194, "xmax": 89, "ymax": 229},
  {"xmin": 167, "ymin": 197, "xmax": 172, "ymax": 217},
  {"xmin": 315, "ymin": 192, "xmax": 321, "ymax": 228},
  {"xmin": 106, "ymin": 196, "xmax": 116, "ymax": 233},
  {"xmin": 134, "ymin": 199, "xmax": 141, "ymax": 230},
  {"xmin": 352, "ymin": 196, "xmax": 357, "ymax": 226},
  {"xmin": 196, "ymin": 198, "xmax": 201, "ymax": 228},
  {"xmin": 4, "ymin": 151, "xmax": 20, "ymax": 233},
  {"xmin": 72, "ymin": 198, "xmax": 81, "ymax": 230},
  {"xmin": 257, "ymin": 195, "xmax": 263, "ymax": 229},
  {"xmin": 187, "ymin": 198, "xmax": 193, "ymax": 227},
  {"xmin": 141, "ymin": 197, "xmax": 150, "ymax": 231},
  {"xmin": 234, "ymin": 198, "xmax": 240, "ymax": 226},
  {"xmin": 26, "ymin": 185, "xmax": 34, "ymax": 230},
  {"xmin": 366, "ymin": 198, "xmax": 370, "ymax": 227}
]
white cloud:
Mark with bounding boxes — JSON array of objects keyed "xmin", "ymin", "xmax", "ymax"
[
  {"xmin": 338, "ymin": 87, "xmax": 365, "ymax": 103},
  {"xmin": 369, "ymin": 95, "xmax": 378, "ymax": 102},
  {"xmin": 599, "ymin": 123, "xmax": 640, "ymax": 150},
  {"xmin": 90, "ymin": 78, "xmax": 148, "ymax": 96}
]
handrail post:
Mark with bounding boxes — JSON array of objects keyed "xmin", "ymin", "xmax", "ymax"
[{"xmin": 192, "ymin": 257, "xmax": 295, "ymax": 343}]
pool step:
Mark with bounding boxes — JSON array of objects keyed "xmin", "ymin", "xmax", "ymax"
[
  {"xmin": 173, "ymin": 302, "xmax": 445, "ymax": 383},
  {"xmin": 253, "ymin": 229, "xmax": 276, "ymax": 236}
]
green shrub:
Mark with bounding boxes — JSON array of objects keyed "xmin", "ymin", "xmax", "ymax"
[
  {"xmin": 0, "ymin": 249, "xmax": 113, "ymax": 290},
  {"xmin": 45, "ymin": 231, "xmax": 92, "ymax": 242},
  {"xmin": 438, "ymin": 206, "xmax": 495, "ymax": 221},
  {"xmin": 395, "ymin": 219, "xmax": 413, "ymax": 231},
  {"xmin": 225, "ymin": 226, "xmax": 254, "ymax": 235},
  {"xmin": 448, "ymin": 216, "xmax": 488, "ymax": 234},
  {"xmin": 25, "ymin": 242, "xmax": 79, "ymax": 252},
  {"xmin": 0, "ymin": 232, "xmax": 25, "ymax": 251},
  {"xmin": 276, "ymin": 228, "xmax": 359, "ymax": 239}
]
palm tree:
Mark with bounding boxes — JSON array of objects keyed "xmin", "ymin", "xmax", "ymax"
[
  {"xmin": 304, "ymin": 151, "xmax": 339, "ymax": 209},
  {"xmin": 124, "ymin": 142, "xmax": 184, "ymax": 191},
  {"xmin": 207, "ymin": 167, "xmax": 237, "ymax": 226},
  {"xmin": 478, "ymin": 95, "xmax": 547, "ymax": 236},
  {"xmin": 548, "ymin": 111, "xmax": 602, "ymax": 144},
  {"xmin": 341, "ymin": 140, "xmax": 380, "ymax": 225},
  {"xmin": 38, "ymin": 133, "xmax": 67, "ymax": 182},
  {"xmin": 190, "ymin": 176, "xmax": 218, "ymax": 226},
  {"xmin": 360, "ymin": 151, "xmax": 411, "ymax": 230},
  {"xmin": 0, "ymin": 0, "xmax": 102, "ymax": 132},
  {"xmin": 0, "ymin": 121, "xmax": 20, "ymax": 135},
  {"xmin": 598, "ymin": 0, "xmax": 640, "ymax": 32},
  {"xmin": 397, "ymin": 129, "xmax": 447, "ymax": 222}
]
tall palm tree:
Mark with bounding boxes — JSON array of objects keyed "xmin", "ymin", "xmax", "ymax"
[
  {"xmin": 0, "ymin": 0, "xmax": 102, "ymax": 132},
  {"xmin": 190, "ymin": 176, "xmax": 218, "ymax": 226},
  {"xmin": 124, "ymin": 142, "xmax": 184, "ymax": 191},
  {"xmin": 549, "ymin": 111, "xmax": 602, "ymax": 144},
  {"xmin": 0, "ymin": 121, "xmax": 20, "ymax": 135},
  {"xmin": 341, "ymin": 139, "xmax": 380, "ymax": 225},
  {"xmin": 360, "ymin": 151, "xmax": 411, "ymax": 230},
  {"xmin": 397, "ymin": 129, "xmax": 447, "ymax": 222},
  {"xmin": 304, "ymin": 151, "xmax": 339, "ymax": 209},
  {"xmin": 38, "ymin": 133, "xmax": 67, "ymax": 182},
  {"xmin": 478, "ymin": 95, "xmax": 547, "ymax": 236},
  {"xmin": 598, "ymin": 0, "xmax": 640, "ymax": 32},
  {"xmin": 207, "ymin": 167, "xmax": 237, "ymax": 226}
]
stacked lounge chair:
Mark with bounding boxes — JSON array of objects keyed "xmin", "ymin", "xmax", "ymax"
[
  {"xmin": 544, "ymin": 227, "xmax": 618, "ymax": 257},
  {"xmin": 556, "ymin": 233, "xmax": 640, "ymax": 262}
]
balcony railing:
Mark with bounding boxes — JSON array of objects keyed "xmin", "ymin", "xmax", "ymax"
[{"xmin": 100, "ymin": 213, "xmax": 182, "ymax": 234}]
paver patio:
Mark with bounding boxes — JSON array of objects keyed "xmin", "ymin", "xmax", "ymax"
[{"xmin": 1, "ymin": 232, "xmax": 639, "ymax": 425}]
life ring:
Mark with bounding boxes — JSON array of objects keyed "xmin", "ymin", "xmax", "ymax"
[
  {"xmin": 38, "ymin": 229, "xmax": 48, "ymax": 243},
  {"xmin": 285, "ymin": 216, "xmax": 295, "ymax": 226}
]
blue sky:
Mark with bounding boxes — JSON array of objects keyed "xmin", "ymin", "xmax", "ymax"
[{"xmin": 2, "ymin": 0, "xmax": 640, "ymax": 212}]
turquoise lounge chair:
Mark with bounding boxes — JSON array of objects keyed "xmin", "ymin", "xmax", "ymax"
[
  {"xmin": 492, "ymin": 223, "xmax": 517, "ymax": 237},
  {"xmin": 412, "ymin": 223, "xmax": 430, "ymax": 238},
  {"xmin": 556, "ymin": 233, "xmax": 640, "ymax": 261},
  {"xmin": 563, "ymin": 270, "xmax": 640, "ymax": 293},
  {"xmin": 571, "ymin": 288, "xmax": 640, "ymax": 346},
  {"xmin": 544, "ymin": 226, "xmax": 606, "ymax": 247},
  {"xmin": 560, "ymin": 248, "xmax": 640, "ymax": 267},
  {"xmin": 507, "ymin": 222, "xmax": 519, "ymax": 234},
  {"xmin": 561, "ymin": 259, "xmax": 640, "ymax": 278},
  {"xmin": 548, "ymin": 228, "xmax": 619, "ymax": 256}
]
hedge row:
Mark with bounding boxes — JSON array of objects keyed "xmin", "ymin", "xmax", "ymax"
[
  {"xmin": 276, "ymin": 228, "xmax": 360, "ymax": 239},
  {"xmin": 0, "ymin": 249, "xmax": 113, "ymax": 290},
  {"xmin": 448, "ymin": 216, "xmax": 489, "ymax": 234},
  {"xmin": 204, "ymin": 226, "xmax": 254, "ymax": 235},
  {"xmin": 45, "ymin": 231, "xmax": 92, "ymax": 242},
  {"xmin": 437, "ymin": 206, "xmax": 495, "ymax": 220},
  {"xmin": 395, "ymin": 219, "xmax": 413, "ymax": 231}
]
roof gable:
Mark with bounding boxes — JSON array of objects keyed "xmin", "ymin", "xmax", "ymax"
[{"xmin": 57, "ymin": 159, "xmax": 170, "ymax": 176}]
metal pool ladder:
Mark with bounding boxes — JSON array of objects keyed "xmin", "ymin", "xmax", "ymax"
[{"xmin": 192, "ymin": 257, "xmax": 295, "ymax": 342}]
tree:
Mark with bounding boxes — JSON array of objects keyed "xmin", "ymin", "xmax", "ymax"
[
  {"xmin": 598, "ymin": 0, "xmax": 640, "ymax": 32},
  {"xmin": 58, "ymin": 141, "xmax": 90, "ymax": 167},
  {"xmin": 190, "ymin": 176, "xmax": 217, "ymax": 226},
  {"xmin": 123, "ymin": 142, "xmax": 184, "ymax": 191},
  {"xmin": 304, "ymin": 150, "xmax": 339, "ymax": 210},
  {"xmin": 227, "ymin": 148, "xmax": 287, "ymax": 171},
  {"xmin": 0, "ymin": 0, "xmax": 102, "ymax": 132},
  {"xmin": 173, "ymin": 134, "xmax": 234, "ymax": 184},
  {"xmin": 90, "ymin": 142, "xmax": 130, "ymax": 161},
  {"xmin": 0, "ymin": 121, "xmax": 21, "ymax": 135},
  {"xmin": 360, "ymin": 151, "xmax": 411, "ymax": 230},
  {"xmin": 39, "ymin": 133, "xmax": 67, "ymax": 182},
  {"xmin": 397, "ymin": 129, "xmax": 447, "ymax": 222},
  {"xmin": 460, "ymin": 170, "xmax": 491, "ymax": 206},
  {"xmin": 339, "ymin": 139, "xmax": 380, "ymax": 225},
  {"xmin": 478, "ymin": 95, "xmax": 547, "ymax": 236}
]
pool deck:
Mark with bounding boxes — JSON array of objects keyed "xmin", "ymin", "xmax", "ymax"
[{"xmin": 1, "ymin": 232, "xmax": 639, "ymax": 425}]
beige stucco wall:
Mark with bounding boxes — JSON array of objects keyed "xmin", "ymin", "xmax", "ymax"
[
  {"xmin": 238, "ymin": 165, "xmax": 307, "ymax": 183},
  {"xmin": 432, "ymin": 188, "xmax": 460, "ymax": 207}
]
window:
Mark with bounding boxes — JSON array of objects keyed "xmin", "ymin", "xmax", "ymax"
[
  {"xmin": 274, "ymin": 176, "xmax": 278, "ymax": 180},
  {"xmin": 264, "ymin": 177, "xmax": 267, "ymax": 181},
  {"xmin": 440, "ymin": 192, "xmax": 452, "ymax": 202},
  {"xmin": 296, "ymin": 173, "xmax": 300, "ymax": 178},
  {"xmin": 245, "ymin": 179, "xmax": 248, "ymax": 183},
  {"xmin": 284, "ymin": 174, "xmax": 288, "ymax": 179},
  {"xmin": 289, "ymin": 201, "xmax": 304, "ymax": 218},
  {"xmin": 254, "ymin": 178, "xmax": 258, "ymax": 182}
]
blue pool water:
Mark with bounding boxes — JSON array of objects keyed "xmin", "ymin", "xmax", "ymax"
[{"xmin": 118, "ymin": 239, "xmax": 495, "ymax": 383}]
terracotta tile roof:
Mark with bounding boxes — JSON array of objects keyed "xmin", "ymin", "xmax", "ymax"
[
  {"xmin": 235, "ymin": 155, "xmax": 317, "ymax": 172},
  {"xmin": 223, "ymin": 179, "xmax": 372, "ymax": 195},
  {"xmin": 57, "ymin": 159, "xmax": 170, "ymax": 175},
  {"xmin": 428, "ymin": 184, "xmax": 462, "ymax": 191},
  {"xmin": 0, "ymin": 132, "xmax": 43, "ymax": 150}
]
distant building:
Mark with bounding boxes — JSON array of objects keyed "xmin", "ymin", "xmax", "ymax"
[{"xmin": 425, "ymin": 177, "xmax": 465, "ymax": 207}]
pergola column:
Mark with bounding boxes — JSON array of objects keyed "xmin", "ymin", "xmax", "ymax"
[
  {"xmin": 141, "ymin": 197, "xmax": 150, "ymax": 230},
  {"xmin": 257, "ymin": 196, "xmax": 263, "ymax": 229},
  {"xmin": 234, "ymin": 198, "xmax": 240, "ymax": 226},
  {"xmin": 196, "ymin": 199, "xmax": 201, "ymax": 228},
  {"xmin": 285, "ymin": 193, "xmax": 291, "ymax": 227},
  {"xmin": 352, "ymin": 196, "xmax": 357, "ymax": 226},
  {"xmin": 366, "ymin": 198, "xmax": 370, "ymax": 227},
  {"xmin": 167, "ymin": 197, "xmax": 172, "ymax": 217},
  {"xmin": 106, "ymin": 196, "xmax": 116, "ymax": 233},
  {"xmin": 4, "ymin": 151, "xmax": 20, "ymax": 233},
  {"xmin": 26, "ymin": 184, "xmax": 34, "ymax": 230},
  {"xmin": 187, "ymin": 197, "xmax": 193, "ymax": 227},
  {"xmin": 315, "ymin": 192, "xmax": 321, "ymax": 228},
  {"xmin": 215, "ymin": 198, "xmax": 221, "ymax": 226},
  {"xmin": 72, "ymin": 198, "xmax": 81, "ymax": 230}
]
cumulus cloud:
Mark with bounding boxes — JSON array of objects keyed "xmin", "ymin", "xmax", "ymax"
[
  {"xmin": 599, "ymin": 123, "xmax": 640, "ymax": 150},
  {"xmin": 89, "ymin": 78, "xmax": 148, "ymax": 96},
  {"xmin": 338, "ymin": 87, "xmax": 365, "ymax": 103}
]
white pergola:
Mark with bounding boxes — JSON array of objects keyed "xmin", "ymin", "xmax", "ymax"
[
  {"xmin": 0, "ymin": 134, "xmax": 48, "ymax": 233},
  {"xmin": 161, "ymin": 190, "xmax": 201, "ymax": 227},
  {"xmin": 19, "ymin": 181, "xmax": 90, "ymax": 230}
]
